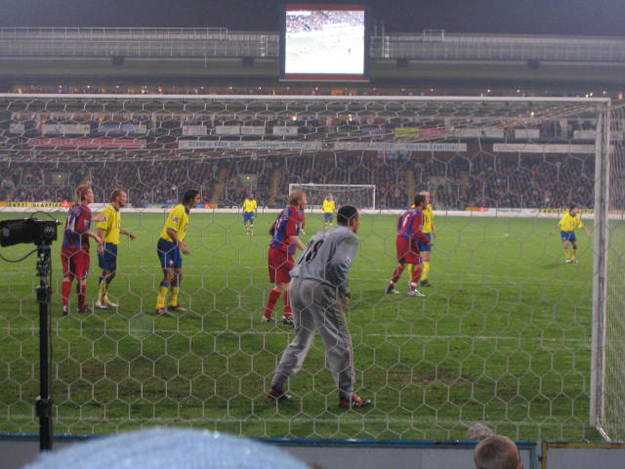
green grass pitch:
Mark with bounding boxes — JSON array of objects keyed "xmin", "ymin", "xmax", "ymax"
[{"xmin": 0, "ymin": 211, "xmax": 602, "ymax": 440}]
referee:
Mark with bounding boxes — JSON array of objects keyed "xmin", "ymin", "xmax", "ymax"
[{"xmin": 265, "ymin": 205, "xmax": 371, "ymax": 408}]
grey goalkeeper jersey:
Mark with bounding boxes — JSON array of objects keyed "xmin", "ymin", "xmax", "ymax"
[{"xmin": 290, "ymin": 225, "xmax": 359, "ymax": 297}]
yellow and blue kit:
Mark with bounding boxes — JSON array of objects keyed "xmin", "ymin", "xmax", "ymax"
[
  {"xmin": 157, "ymin": 204, "xmax": 190, "ymax": 269},
  {"xmin": 322, "ymin": 199, "xmax": 336, "ymax": 222},
  {"xmin": 96, "ymin": 204, "xmax": 121, "ymax": 271}
]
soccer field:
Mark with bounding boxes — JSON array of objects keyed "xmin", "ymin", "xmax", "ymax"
[{"xmin": 0, "ymin": 211, "xmax": 602, "ymax": 440}]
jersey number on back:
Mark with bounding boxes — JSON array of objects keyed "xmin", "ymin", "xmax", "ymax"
[{"xmin": 301, "ymin": 239, "xmax": 324, "ymax": 264}]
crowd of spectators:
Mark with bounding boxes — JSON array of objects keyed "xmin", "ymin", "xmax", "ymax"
[
  {"xmin": 286, "ymin": 10, "xmax": 362, "ymax": 34},
  {"xmin": 1, "ymin": 149, "xmax": 596, "ymax": 210},
  {"xmin": 6, "ymin": 83, "xmax": 622, "ymax": 100}
]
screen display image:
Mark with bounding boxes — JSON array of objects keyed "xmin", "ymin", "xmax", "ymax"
[{"xmin": 283, "ymin": 4, "xmax": 366, "ymax": 79}]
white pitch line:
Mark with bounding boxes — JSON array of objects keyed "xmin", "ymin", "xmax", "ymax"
[{"xmin": 0, "ymin": 325, "xmax": 591, "ymax": 344}]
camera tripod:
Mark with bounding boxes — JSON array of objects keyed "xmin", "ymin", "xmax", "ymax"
[{"xmin": 35, "ymin": 240, "xmax": 54, "ymax": 451}]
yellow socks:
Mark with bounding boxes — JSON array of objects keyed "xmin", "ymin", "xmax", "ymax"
[
  {"xmin": 98, "ymin": 279, "xmax": 108, "ymax": 302},
  {"xmin": 156, "ymin": 283, "xmax": 170, "ymax": 309},
  {"xmin": 422, "ymin": 261, "xmax": 431, "ymax": 281},
  {"xmin": 169, "ymin": 287, "xmax": 180, "ymax": 307}
]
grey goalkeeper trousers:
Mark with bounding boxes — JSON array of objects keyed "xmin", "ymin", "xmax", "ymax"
[{"xmin": 271, "ymin": 278, "xmax": 355, "ymax": 400}]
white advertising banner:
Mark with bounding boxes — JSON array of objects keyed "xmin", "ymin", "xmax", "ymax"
[
  {"xmin": 454, "ymin": 128, "xmax": 504, "ymax": 138},
  {"xmin": 9, "ymin": 123, "xmax": 25, "ymax": 134},
  {"xmin": 514, "ymin": 129, "xmax": 540, "ymax": 139},
  {"xmin": 573, "ymin": 130, "xmax": 596, "ymax": 140},
  {"xmin": 42, "ymin": 123, "xmax": 90, "ymax": 136},
  {"xmin": 273, "ymin": 126, "xmax": 299, "ymax": 136},
  {"xmin": 178, "ymin": 140, "xmax": 322, "ymax": 150},
  {"xmin": 333, "ymin": 142, "xmax": 467, "ymax": 152},
  {"xmin": 493, "ymin": 143, "xmax": 595, "ymax": 154},
  {"xmin": 182, "ymin": 125, "xmax": 208, "ymax": 136},
  {"xmin": 98, "ymin": 123, "xmax": 147, "ymax": 135},
  {"xmin": 215, "ymin": 126, "xmax": 241, "ymax": 136},
  {"xmin": 240, "ymin": 126, "xmax": 266, "ymax": 136}
]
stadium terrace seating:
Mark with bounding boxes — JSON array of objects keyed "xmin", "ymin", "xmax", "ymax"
[{"xmin": 0, "ymin": 151, "xmax": 594, "ymax": 209}]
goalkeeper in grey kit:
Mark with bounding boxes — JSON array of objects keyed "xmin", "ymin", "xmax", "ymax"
[{"xmin": 266, "ymin": 205, "xmax": 371, "ymax": 408}]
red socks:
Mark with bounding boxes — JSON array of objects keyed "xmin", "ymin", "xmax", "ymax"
[
  {"xmin": 264, "ymin": 288, "xmax": 281, "ymax": 319},
  {"xmin": 391, "ymin": 264, "xmax": 406, "ymax": 284},
  {"xmin": 62, "ymin": 279, "xmax": 72, "ymax": 307},
  {"xmin": 77, "ymin": 282, "xmax": 86, "ymax": 309},
  {"xmin": 410, "ymin": 265, "xmax": 423, "ymax": 289},
  {"xmin": 283, "ymin": 290, "xmax": 292, "ymax": 318}
]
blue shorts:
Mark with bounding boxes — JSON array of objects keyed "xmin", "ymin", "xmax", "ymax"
[
  {"xmin": 243, "ymin": 212, "xmax": 255, "ymax": 223},
  {"xmin": 418, "ymin": 233, "xmax": 432, "ymax": 252},
  {"xmin": 98, "ymin": 243, "xmax": 118, "ymax": 271},
  {"xmin": 324, "ymin": 213, "xmax": 333, "ymax": 222},
  {"xmin": 561, "ymin": 231, "xmax": 577, "ymax": 243},
  {"xmin": 157, "ymin": 238, "xmax": 182, "ymax": 269}
]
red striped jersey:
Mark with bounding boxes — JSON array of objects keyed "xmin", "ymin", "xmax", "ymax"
[{"xmin": 62, "ymin": 203, "xmax": 92, "ymax": 250}]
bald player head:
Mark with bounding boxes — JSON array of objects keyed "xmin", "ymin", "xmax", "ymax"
[{"xmin": 474, "ymin": 435, "xmax": 523, "ymax": 469}]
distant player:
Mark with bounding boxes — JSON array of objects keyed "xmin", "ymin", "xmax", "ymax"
[
  {"xmin": 263, "ymin": 190, "xmax": 307, "ymax": 325},
  {"xmin": 322, "ymin": 194, "xmax": 336, "ymax": 229},
  {"xmin": 155, "ymin": 189, "xmax": 201, "ymax": 315},
  {"xmin": 265, "ymin": 205, "xmax": 371, "ymax": 408},
  {"xmin": 551, "ymin": 205, "xmax": 592, "ymax": 263},
  {"xmin": 419, "ymin": 191, "xmax": 436, "ymax": 287},
  {"xmin": 385, "ymin": 194, "xmax": 431, "ymax": 296},
  {"xmin": 95, "ymin": 189, "xmax": 136, "ymax": 310},
  {"xmin": 242, "ymin": 195, "xmax": 258, "ymax": 237},
  {"xmin": 61, "ymin": 184, "xmax": 103, "ymax": 315}
]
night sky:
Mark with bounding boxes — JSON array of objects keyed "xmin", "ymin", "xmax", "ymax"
[{"xmin": 1, "ymin": 0, "xmax": 625, "ymax": 36}]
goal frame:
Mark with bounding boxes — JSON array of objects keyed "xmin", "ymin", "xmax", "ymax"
[{"xmin": 288, "ymin": 183, "xmax": 376, "ymax": 210}]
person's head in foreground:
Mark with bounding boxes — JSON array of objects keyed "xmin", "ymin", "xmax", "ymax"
[
  {"xmin": 289, "ymin": 190, "xmax": 307, "ymax": 210},
  {"xmin": 413, "ymin": 194, "xmax": 426, "ymax": 209},
  {"xmin": 474, "ymin": 435, "xmax": 523, "ymax": 469},
  {"xmin": 337, "ymin": 205, "xmax": 360, "ymax": 233},
  {"xmin": 25, "ymin": 427, "xmax": 310, "ymax": 469}
]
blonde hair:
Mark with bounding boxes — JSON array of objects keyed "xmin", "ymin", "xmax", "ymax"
[{"xmin": 289, "ymin": 190, "xmax": 305, "ymax": 206}]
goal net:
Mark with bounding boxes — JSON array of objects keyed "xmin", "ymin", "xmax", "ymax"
[
  {"xmin": 0, "ymin": 94, "xmax": 618, "ymax": 442},
  {"xmin": 288, "ymin": 183, "xmax": 376, "ymax": 210}
]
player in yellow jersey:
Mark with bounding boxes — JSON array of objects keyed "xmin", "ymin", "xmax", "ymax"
[
  {"xmin": 95, "ymin": 189, "xmax": 136, "ymax": 309},
  {"xmin": 322, "ymin": 194, "xmax": 336, "ymax": 229},
  {"xmin": 551, "ymin": 205, "xmax": 592, "ymax": 263},
  {"xmin": 242, "ymin": 195, "xmax": 258, "ymax": 238},
  {"xmin": 419, "ymin": 191, "xmax": 436, "ymax": 287},
  {"xmin": 155, "ymin": 189, "xmax": 200, "ymax": 315}
]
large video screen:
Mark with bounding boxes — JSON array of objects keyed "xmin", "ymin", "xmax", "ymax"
[{"xmin": 281, "ymin": 4, "xmax": 368, "ymax": 81}]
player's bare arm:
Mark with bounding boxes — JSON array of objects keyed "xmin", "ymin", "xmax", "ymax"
[
  {"xmin": 166, "ymin": 228, "xmax": 190, "ymax": 255},
  {"xmin": 179, "ymin": 240, "xmax": 191, "ymax": 255},
  {"xmin": 85, "ymin": 230, "xmax": 103, "ymax": 246},
  {"xmin": 289, "ymin": 235, "xmax": 306, "ymax": 251},
  {"xmin": 96, "ymin": 228, "xmax": 107, "ymax": 254},
  {"xmin": 121, "ymin": 229, "xmax": 136, "ymax": 240},
  {"xmin": 167, "ymin": 227, "xmax": 189, "ymax": 253}
]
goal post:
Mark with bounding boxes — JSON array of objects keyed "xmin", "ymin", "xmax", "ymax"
[
  {"xmin": 592, "ymin": 103, "xmax": 625, "ymax": 442},
  {"xmin": 287, "ymin": 183, "xmax": 376, "ymax": 210}
]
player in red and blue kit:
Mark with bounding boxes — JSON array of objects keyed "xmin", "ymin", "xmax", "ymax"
[
  {"xmin": 385, "ymin": 194, "xmax": 431, "ymax": 297},
  {"xmin": 263, "ymin": 190, "xmax": 307, "ymax": 325},
  {"xmin": 61, "ymin": 184, "xmax": 103, "ymax": 315}
]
